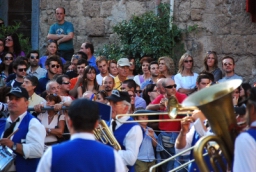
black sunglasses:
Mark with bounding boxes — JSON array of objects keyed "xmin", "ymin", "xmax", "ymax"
[
  {"xmin": 184, "ymin": 60, "xmax": 193, "ymax": 63},
  {"xmin": 72, "ymin": 55, "xmax": 80, "ymax": 59},
  {"xmin": 18, "ymin": 68, "xmax": 27, "ymax": 72},
  {"xmin": 135, "ymin": 90, "xmax": 142, "ymax": 93},
  {"xmin": 164, "ymin": 84, "xmax": 177, "ymax": 89},
  {"xmin": 30, "ymin": 55, "xmax": 39, "ymax": 60},
  {"xmin": 4, "ymin": 57, "xmax": 13, "ymax": 61},
  {"xmin": 5, "ymin": 38, "xmax": 13, "ymax": 41},
  {"xmin": 62, "ymin": 82, "xmax": 70, "ymax": 85},
  {"xmin": 51, "ymin": 64, "xmax": 60, "ymax": 68}
]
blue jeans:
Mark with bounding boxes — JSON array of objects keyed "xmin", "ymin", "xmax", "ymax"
[{"xmin": 156, "ymin": 132, "xmax": 179, "ymax": 172}]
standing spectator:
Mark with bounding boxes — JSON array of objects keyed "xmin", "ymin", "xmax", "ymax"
[
  {"xmin": 174, "ymin": 53, "xmax": 198, "ymax": 95},
  {"xmin": 0, "ymin": 86, "xmax": 45, "ymax": 172},
  {"xmin": 134, "ymin": 56, "xmax": 152, "ymax": 87},
  {"xmin": 22, "ymin": 75, "xmax": 46, "ymax": 107},
  {"xmin": 0, "ymin": 52, "xmax": 14, "ymax": 86},
  {"xmin": 96, "ymin": 56, "xmax": 113, "ymax": 85},
  {"xmin": 5, "ymin": 33, "xmax": 25, "ymax": 59},
  {"xmin": 102, "ymin": 75, "xmax": 115, "ymax": 96},
  {"xmin": 128, "ymin": 57, "xmax": 136, "ymax": 79},
  {"xmin": 37, "ymin": 56, "xmax": 62, "ymax": 94},
  {"xmin": 158, "ymin": 56, "xmax": 175, "ymax": 79},
  {"xmin": 39, "ymin": 41, "xmax": 66, "ymax": 69},
  {"xmin": 218, "ymin": 56, "xmax": 243, "ymax": 83},
  {"xmin": 80, "ymin": 42, "xmax": 99, "ymax": 74},
  {"xmin": 114, "ymin": 58, "xmax": 130, "ymax": 90},
  {"xmin": 141, "ymin": 61, "xmax": 160, "ymax": 90},
  {"xmin": 77, "ymin": 66, "xmax": 99, "ymax": 98},
  {"xmin": 6, "ymin": 58, "xmax": 27, "ymax": 87},
  {"xmin": 26, "ymin": 50, "xmax": 47, "ymax": 79},
  {"xmin": 108, "ymin": 59, "xmax": 118, "ymax": 77},
  {"xmin": 69, "ymin": 59, "xmax": 87, "ymax": 98},
  {"xmin": 203, "ymin": 51, "xmax": 222, "ymax": 82},
  {"xmin": 47, "ymin": 7, "xmax": 74, "ymax": 61}
]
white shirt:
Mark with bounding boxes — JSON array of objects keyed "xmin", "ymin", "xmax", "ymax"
[
  {"xmin": 96, "ymin": 73, "xmax": 114, "ymax": 85},
  {"xmin": 27, "ymin": 66, "xmax": 47, "ymax": 80},
  {"xmin": 36, "ymin": 133, "xmax": 126, "ymax": 172},
  {"xmin": 111, "ymin": 116, "xmax": 143, "ymax": 169},
  {"xmin": 3, "ymin": 111, "xmax": 46, "ymax": 171},
  {"xmin": 174, "ymin": 73, "xmax": 199, "ymax": 90},
  {"xmin": 233, "ymin": 121, "xmax": 256, "ymax": 172},
  {"xmin": 37, "ymin": 112, "xmax": 65, "ymax": 143}
]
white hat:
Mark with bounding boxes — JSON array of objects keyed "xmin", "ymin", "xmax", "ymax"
[{"xmin": 117, "ymin": 58, "xmax": 130, "ymax": 67}]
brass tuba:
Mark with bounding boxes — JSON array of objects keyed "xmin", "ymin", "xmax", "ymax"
[{"xmin": 93, "ymin": 120, "xmax": 121, "ymax": 151}]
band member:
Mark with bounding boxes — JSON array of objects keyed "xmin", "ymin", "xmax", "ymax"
[
  {"xmin": 37, "ymin": 98, "xmax": 125, "ymax": 172},
  {"xmin": 233, "ymin": 87, "xmax": 256, "ymax": 171},
  {"xmin": 0, "ymin": 87, "xmax": 45, "ymax": 172},
  {"xmin": 106, "ymin": 90, "xmax": 143, "ymax": 172}
]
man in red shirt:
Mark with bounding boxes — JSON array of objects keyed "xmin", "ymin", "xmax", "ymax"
[{"xmin": 146, "ymin": 78, "xmax": 187, "ymax": 172}]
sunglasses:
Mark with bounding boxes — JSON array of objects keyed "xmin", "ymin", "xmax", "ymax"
[
  {"xmin": 129, "ymin": 94, "xmax": 135, "ymax": 97},
  {"xmin": 5, "ymin": 38, "xmax": 13, "ymax": 41},
  {"xmin": 184, "ymin": 60, "xmax": 193, "ymax": 63},
  {"xmin": 62, "ymin": 82, "xmax": 70, "ymax": 85},
  {"xmin": 18, "ymin": 68, "xmax": 27, "ymax": 72},
  {"xmin": 30, "ymin": 55, "xmax": 39, "ymax": 60},
  {"xmin": 72, "ymin": 55, "xmax": 80, "ymax": 59},
  {"xmin": 4, "ymin": 57, "xmax": 13, "ymax": 61},
  {"xmin": 164, "ymin": 84, "xmax": 177, "ymax": 89},
  {"xmin": 51, "ymin": 64, "xmax": 60, "ymax": 68},
  {"xmin": 223, "ymin": 63, "xmax": 233, "ymax": 66},
  {"xmin": 135, "ymin": 90, "xmax": 142, "ymax": 93}
]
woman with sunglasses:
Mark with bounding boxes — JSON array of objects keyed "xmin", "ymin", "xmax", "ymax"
[
  {"xmin": 203, "ymin": 51, "xmax": 222, "ymax": 82},
  {"xmin": 174, "ymin": 53, "xmax": 198, "ymax": 95},
  {"xmin": 134, "ymin": 56, "xmax": 152, "ymax": 87},
  {"xmin": 37, "ymin": 94, "xmax": 65, "ymax": 148},
  {"xmin": 77, "ymin": 66, "xmax": 99, "ymax": 98},
  {"xmin": 39, "ymin": 41, "xmax": 66, "ymax": 69},
  {"xmin": 0, "ymin": 52, "xmax": 14, "ymax": 86},
  {"xmin": 5, "ymin": 33, "xmax": 25, "ymax": 59}
]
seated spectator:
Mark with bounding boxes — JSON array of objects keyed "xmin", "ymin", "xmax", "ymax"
[
  {"xmin": 0, "ymin": 86, "xmax": 11, "ymax": 117},
  {"xmin": 239, "ymin": 83, "xmax": 252, "ymax": 106},
  {"xmin": 102, "ymin": 75, "xmax": 115, "ymax": 96},
  {"xmin": 158, "ymin": 56, "xmax": 175, "ymax": 79},
  {"xmin": 56, "ymin": 74, "xmax": 74, "ymax": 99},
  {"xmin": 108, "ymin": 59, "xmax": 118, "ymax": 77},
  {"xmin": 5, "ymin": 33, "xmax": 25, "ymax": 59},
  {"xmin": 128, "ymin": 56, "xmax": 136, "ymax": 79},
  {"xmin": 127, "ymin": 90, "xmax": 136, "ymax": 114},
  {"xmin": 141, "ymin": 61, "xmax": 159, "ymax": 90},
  {"xmin": 82, "ymin": 90, "xmax": 95, "ymax": 100},
  {"xmin": 142, "ymin": 84, "xmax": 159, "ymax": 105},
  {"xmin": 96, "ymin": 56, "xmax": 113, "ymax": 85},
  {"xmin": 0, "ymin": 52, "xmax": 14, "ymax": 86},
  {"xmin": 133, "ymin": 56, "xmax": 152, "ymax": 87},
  {"xmin": 37, "ymin": 94, "xmax": 65, "ymax": 147},
  {"xmin": 95, "ymin": 90, "xmax": 108, "ymax": 104}
]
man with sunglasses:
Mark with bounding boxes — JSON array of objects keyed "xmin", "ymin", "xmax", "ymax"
[
  {"xmin": 37, "ymin": 56, "xmax": 62, "ymax": 94},
  {"xmin": 26, "ymin": 50, "xmax": 46, "ymax": 80},
  {"xmin": 56, "ymin": 74, "xmax": 74, "ymax": 99},
  {"xmin": 218, "ymin": 56, "xmax": 242, "ymax": 83},
  {"xmin": 6, "ymin": 58, "xmax": 28, "ymax": 87}
]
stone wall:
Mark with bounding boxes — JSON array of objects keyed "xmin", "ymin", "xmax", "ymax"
[{"xmin": 39, "ymin": 0, "xmax": 256, "ymax": 83}]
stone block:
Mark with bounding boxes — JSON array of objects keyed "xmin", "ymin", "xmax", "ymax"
[
  {"xmin": 101, "ymin": 1, "xmax": 114, "ymax": 17},
  {"xmin": 191, "ymin": 9, "xmax": 202, "ymax": 21},
  {"xmin": 221, "ymin": 35, "xmax": 245, "ymax": 55},
  {"xmin": 91, "ymin": 37, "xmax": 110, "ymax": 52},
  {"xmin": 191, "ymin": 0, "xmax": 205, "ymax": 9},
  {"xmin": 70, "ymin": 0, "xmax": 83, "ymax": 17},
  {"xmin": 109, "ymin": 3, "xmax": 127, "ymax": 25},
  {"xmin": 85, "ymin": 18, "xmax": 105, "ymax": 36},
  {"xmin": 83, "ymin": 1, "xmax": 101, "ymax": 17},
  {"xmin": 231, "ymin": 13, "xmax": 256, "ymax": 35},
  {"xmin": 245, "ymin": 35, "xmax": 256, "ymax": 55},
  {"xmin": 177, "ymin": 1, "xmax": 191, "ymax": 22},
  {"xmin": 126, "ymin": 2, "xmax": 146, "ymax": 20},
  {"xmin": 40, "ymin": 0, "xmax": 47, "ymax": 9}
]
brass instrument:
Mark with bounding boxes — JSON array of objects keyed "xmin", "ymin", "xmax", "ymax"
[
  {"xmin": 149, "ymin": 79, "xmax": 242, "ymax": 172},
  {"xmin": 93, "ymin": 120, "xmax": 121, "ymax": 151},
  {"xmin": 116, "ymin": 96, "xmax": 198, "ymax": 123}
]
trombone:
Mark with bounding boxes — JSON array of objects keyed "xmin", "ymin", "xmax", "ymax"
[{"xmin": 116, "ymin": 95, "xmax": 198, "ymax": 123}]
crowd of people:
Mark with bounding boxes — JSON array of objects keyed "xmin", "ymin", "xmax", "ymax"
[{"xmin": 0, "ymin": 6, "xmax": 255, "ymax": 172}]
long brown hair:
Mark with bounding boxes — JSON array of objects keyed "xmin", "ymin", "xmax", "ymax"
[{"xmin": 81, "ymin": 66, "xmax": 99, "ymax": 93}]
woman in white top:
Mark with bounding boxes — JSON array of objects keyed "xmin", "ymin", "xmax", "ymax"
[
  {"xmin": 134, "ymin": 56, "xmax": 152, "ymax": 87},
  {"xmin": 37, "ymin": 94, "xmax": 65, "ymax": 146},
  {"xmin": 174, "ymin": 53, "xmax": 198, "ymax": 95}
]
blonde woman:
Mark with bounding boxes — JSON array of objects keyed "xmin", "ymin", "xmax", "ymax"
[
  {"xmin": 174, "ymin": 53, "xmax": 198, "ymax": 95},
  {"xmin": 158, "ymin": 56, "xmax": 175, "ymax": 79},
  {"xmin": 203, "ymin": 51, "xmax": 222, "ymax": 82}
]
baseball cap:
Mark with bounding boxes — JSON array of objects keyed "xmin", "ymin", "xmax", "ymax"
[
  {"xmin": 117, "ymin": 58, "xmax": 130, "ymax": 67},
  {"xmin": 7, "ymin": 87, "xmax": 29, "ymax": 99},
  {"xmin": 105, "ymin": 90, "xmax": 131, "ymax": 103}
]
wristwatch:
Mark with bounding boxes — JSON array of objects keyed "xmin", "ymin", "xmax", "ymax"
[{"xmin": 12, "ymin": 143, "xmax": 17, "ymax": 151}]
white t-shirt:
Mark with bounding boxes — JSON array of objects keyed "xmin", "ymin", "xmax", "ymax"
[
  {"xmin": 174, "ymin": 73, "xmax": 199, "ymax": 90},
  {"xmin": 37, "ymin": 112, "xmax": 65, "ymax": 143},
  {"xmin": 96, "ymin": 73, "xmax": 114, "ymax": 85}
]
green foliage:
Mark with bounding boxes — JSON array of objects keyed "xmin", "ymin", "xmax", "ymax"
[
  {"xmin": 96, "ymin": 44, "xmax": 125, "ymax": 61},
  {"xmin": 0, "ymin": 22, "xmax": 31, "ymax": 54}
]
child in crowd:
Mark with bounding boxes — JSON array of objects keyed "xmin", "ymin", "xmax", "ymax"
[{"xmin": 134, "ymin": 115, "xmax": 158, "ymax": 172}]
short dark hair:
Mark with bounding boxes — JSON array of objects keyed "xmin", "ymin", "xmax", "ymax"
[
  {"xmin": 77, "ymin": 51, "xmax": 88, "ymax": 60},
  {"xmin": 68, "ymin": 99, "xmax": 99, "ymax": 132},
  {"xmin": 56, "ymin": 74, "xmax": 69, "ymax": 85},
  {"xmin": 24, "ymin": 75, "xmax": 39, "ymax": 87},
  {"xmin": 222, "ymin": 56, "xmax": 235, "ymax": 65},
  {"xmin": 77, "ymin": 58, "xmax": 88, "ymax": 66},
  {"xmin": 13, "ymin": 57, "xmax": 27, "ymax": 70},
  {"xmin": 148, "ymin": 61, "xmax": 158, "ymax": 70},
  {"xmin": 85, "ymin": 42, "xmax": 94, "ymax": 54},
  {"xmin": 45, "ymin": 56, "xmax": 62, "ymax": 67},
  {"xmin": 122, "ymin": 79, "xmax": 137, "ymax": 91},
  {"xmin": 27, "ymin": 50, "xmax": 39, "ymax": 59},
  {"xmin": 196, "ymin": 71, "xmax": 214, "ymax": 84},
  {"xmin": 46, "ymin": 94, "xmax": 62, "ymax": 104}
]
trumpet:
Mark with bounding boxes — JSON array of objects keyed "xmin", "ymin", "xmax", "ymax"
[
  {"xmin": 93, "ymin": 120, "xmax": 121, "ymax": 151},
  {"xmin": 116, "ymin": 95, "xmax": 197, "ymax": 123}
]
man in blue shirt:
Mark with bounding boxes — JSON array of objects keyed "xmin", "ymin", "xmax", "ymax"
[{"xmin": 47, "ymin": 7, "xmax": 74, "ymax": 61}]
